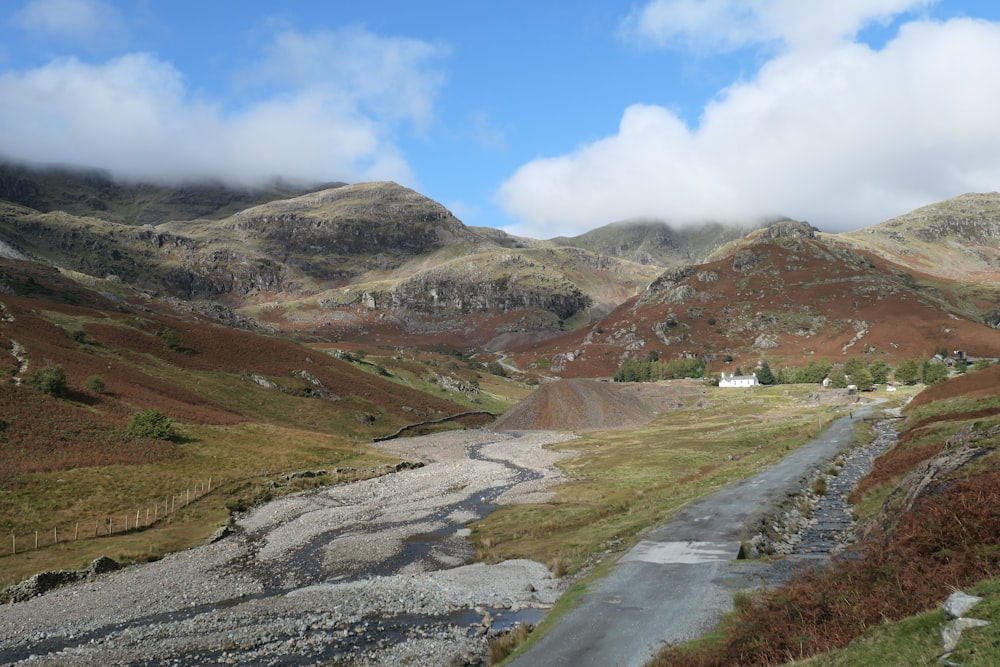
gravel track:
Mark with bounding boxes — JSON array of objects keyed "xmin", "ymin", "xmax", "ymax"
[{"xmin": 0, "ymin": 429, "xmax": 576, "ymax": 666}]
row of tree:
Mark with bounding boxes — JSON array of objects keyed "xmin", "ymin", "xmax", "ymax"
[
  {"xmin": 613, "ymin": 354, "xmax": 704, "ymax": 382},
  {"xmin": 614, "ymin": 353, "xmax": 988, "ymax": 386}
]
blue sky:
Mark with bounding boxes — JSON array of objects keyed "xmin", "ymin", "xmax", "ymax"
[{"xmin": 2, "ymin": 1, "xmax": 1000, "ymax": 238}]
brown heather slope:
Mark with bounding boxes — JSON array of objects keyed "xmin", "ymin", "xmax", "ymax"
[
  {"xmin": 657, "ymin": 367, "xmax": 1000, "ymax": 667},
  {"xmin": 0, "ymin": 258, "xmax": 471, "ymax": 483},
  {"xmin": 510, "ymin": 222, "xmax": 1000, "ymax": 378}
]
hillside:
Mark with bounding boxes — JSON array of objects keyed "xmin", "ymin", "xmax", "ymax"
[
  {"xmin": 549, "ymin": 218, "xmax": 759, "ymax": 266},
  {"xmin": 836, "ymin": 192, "xmax": 1000, "ymax": 283},
  {"xmin": 4, "ymin": 160, "xmax": 1000, "ymax": 372},
  {"xmin": 0, "ymin": 159, "xmax": 331, "ymax": 225},
  {"xmin": 0, "ymin": 256, "xmax": 521, "ymax": 582},
  {"xmin": 511, "ymin": 220, "xmax": 1000, "ymax": 377},
  {"xmin": 0, "ymin": 168, "xmax": 661, "ymax": 346}
]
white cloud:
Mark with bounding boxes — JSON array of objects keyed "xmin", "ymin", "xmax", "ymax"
[
  {"xmin": 500, "ymin": 13, "xmax": 1000, "ymax": 237},
  {"xmin": 622, "ymin": 0, "xmax": 936, "ymax": 51},
  {"xmin": 0, "ymin": 27, "xmax": 445, "ymax": 186},
  {"xmin": 246, "ymin": 27, "xmax": 447, "ymax": 133},
  {"xmin": 10, "ymin": 0, "xmax": 125, "ymax": 46}
]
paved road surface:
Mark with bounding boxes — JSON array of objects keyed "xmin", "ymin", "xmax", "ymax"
[{"xmin": 510, "ymin": 403, "xmax": 877, "ymax": 667}]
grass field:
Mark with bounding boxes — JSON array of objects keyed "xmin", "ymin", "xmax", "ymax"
[{"xmin": 471, "ymin": 384, "xmax": 881, "ymax": 578}]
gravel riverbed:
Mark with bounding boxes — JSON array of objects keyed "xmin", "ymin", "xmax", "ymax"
[{"xmin": 0, "ymin": 429, "xmax": 577, "ymax": 666}]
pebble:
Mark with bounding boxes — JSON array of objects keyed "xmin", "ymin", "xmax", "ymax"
[{"xmin": 0, "ymin": 430, "xmax": 572, "ymax": 666}]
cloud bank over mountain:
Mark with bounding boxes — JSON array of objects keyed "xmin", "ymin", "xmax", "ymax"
[{"xmin": 499, "ymin": 1, "xmax": 1000, "ymax": 236}]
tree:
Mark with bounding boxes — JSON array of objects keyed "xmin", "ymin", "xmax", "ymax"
[
  {"xmin": 126, "ymin": 409, "xmax": 175, "ymax": 440},
  {"xmin": 843, "ymin": 357, "xmax": 867, "ymax": 378},
  {"xmin": 756, "ymin": 360, "xmax": 775, "ymax": 385},
  {"xmin": 895, "ymin": 358, "xmax": 921, "ymax": 385},
  {"xmin": 26, "ymin": 363, "xmax": 68, "ymax": 397},
  {"xmin": 851, "ymin": 366, "xmax": 873, "ymax": 388},
  {"xmin": 868, "ymin": 359, "xmax": 890, "ymax": 384},
  {"xmin": 795, "ymin": 359, "xmax": 833, "ymax": 384},
  {"xmin": 157, "ymin": 328, "xmax": 181, "ymax": 351},
  {"xmin": 826, "ymin": 367, "xmax": 848, "ymax": 388},
  {"xmin": 773, "ymin": 367, "xmax": 794, "ymax": 384},
  {"xmin": 921, "ymin": 360, "xmax": 949, "ymax": 385},
  {"xmin": 486, "ymin": 361, "xmax": 508, "ymax": 378}
]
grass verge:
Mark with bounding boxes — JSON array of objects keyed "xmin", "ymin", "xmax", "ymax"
[{"xmin": 471, "ymin": 384, "xmax": 853, "ymax": 578}]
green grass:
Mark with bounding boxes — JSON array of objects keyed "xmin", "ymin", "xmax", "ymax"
[
  {"xmin": 471, "ymin": 385, "xmax": 843, "ymax": 577},
  {"xmin": 793, "ymin": 575, "xmax": 1000, "ymax": 666},
  {"xmin": 0, "ymin": 421, "xmax": 398, "ymax": 588},
  {"xmin": 315, "ymin": 346, "xmax": 532, "ymax": 414}
]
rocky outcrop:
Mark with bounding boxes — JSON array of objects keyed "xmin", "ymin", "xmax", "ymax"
[
  {"xmin": 379, "ymin": 273, "xmax": 591, "ymax": 321},
  {"xmin": 940, "ymin": 590, "xmax": 990, "ymax": 658},
  {"xmin": 861, "ymin": 421, "xmax": 1000, "ymax": 540},
  {"xmin": 0, "ymin": 556, "xmax": 121, "ymax": 603},
  {"xmin": 757, "ymin": 220, "xmax": 816, "ymax": 240}
]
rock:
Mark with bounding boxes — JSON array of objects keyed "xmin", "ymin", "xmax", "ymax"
[
  {"xmin": 87, "ymin": 556, "xmax": 121, "ymax": 576},
  {"xmin": 941, "ymin": 617, "xmax": 990, "ymax": 652},
  {"xmin": 943, "ymin": 590, "xmax": 983, "ymax": 619}
]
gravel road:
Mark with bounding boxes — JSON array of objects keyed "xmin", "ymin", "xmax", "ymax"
[{"xmin": 0, "ymin": 429, "xmax": 576, "ymax": 666}]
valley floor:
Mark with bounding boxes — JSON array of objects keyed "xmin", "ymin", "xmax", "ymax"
[{"xmin": 0, "ymin": 429, "xmax": 576, "ymax": 666}]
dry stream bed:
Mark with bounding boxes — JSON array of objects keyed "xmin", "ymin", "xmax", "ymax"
[{"xmin": 0, "ymin": 429, "xmax": 575, "ymax": 666}]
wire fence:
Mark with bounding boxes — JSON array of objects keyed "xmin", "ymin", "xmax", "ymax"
[{"xmin": 3, "ymin": 477, "xmax": 215, "ymax": 558}]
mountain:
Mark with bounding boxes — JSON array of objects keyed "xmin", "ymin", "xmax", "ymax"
[
  {"xmin": 0, "ymin": 168, "xmax": 661, "ymax": 348},
  {"xmin": 511, "ymin": 219, "xmax": 1000, "ymax": 377},
  {"xmin": 3, "ymin": 159, "xmax": 1000, "ymax": 368},
  {"xmin": 0, "ymin": 159, "xmax": 333, "ymax": 225},
  {"xmin": 835, "ymin": 192, "xmax": 1000, "ymax": 281},
  {"xmin": 549, "ymin": 218, "xmax": 761, "ymax": 266}
]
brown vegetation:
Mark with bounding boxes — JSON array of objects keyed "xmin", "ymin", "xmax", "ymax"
[{"xmin": 654, "ymin": 372, "xmax": 1000, "ymax": 666}]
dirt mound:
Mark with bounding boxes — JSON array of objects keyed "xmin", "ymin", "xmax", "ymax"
[{"xmin": 493, "ymin": 378, "xmax": 704, "ymax": 431}]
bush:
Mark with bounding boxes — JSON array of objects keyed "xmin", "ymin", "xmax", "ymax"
[
  {"xmin": 25, "ymin": 364, "xmax": 68, "ymax": 397},
  {"xmin": 85, "ymin": 375, "xmax": 106, "ymax": 394},
  {"xmin": 157, "ymin": 328, "xmax": 181, "ymax": 351},
  {"xmin": 126, "ymin": 409, "xmax": 175, "ymax": 440}
]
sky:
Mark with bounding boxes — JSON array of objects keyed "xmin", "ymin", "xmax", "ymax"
[{"xmin": 2, "ymin": 0, "xmax": 1000, "ymax": 238}]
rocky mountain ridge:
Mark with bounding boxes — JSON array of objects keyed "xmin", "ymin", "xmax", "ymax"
[{"xmin": 2, "ymin": 159, "xmax": 1000, "ymax": 363}]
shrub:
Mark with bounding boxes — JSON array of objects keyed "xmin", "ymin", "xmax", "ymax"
[
  {"xmin": 126, "ymin": 409, "xmax": 175, "ymax": 440},
  {"xmin": 157, "ymin": 328, "xmax": 181, "ymax": 351},
  {"xmin": 85, "ymin": 375, "xmax": 106, "ymax": 394},
  {"xmin": 25, "ymin": 364, "xmax": 68, "ymax": 397}
]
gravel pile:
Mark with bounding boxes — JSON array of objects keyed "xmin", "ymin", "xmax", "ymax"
[{"xmin": 0, "ymin": 429, "xmax": 576, "ymax": 666}]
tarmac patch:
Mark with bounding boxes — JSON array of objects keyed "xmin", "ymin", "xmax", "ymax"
[{"xmin": 620, "ymin": 540, "xmax": 736, "ymax": 564}]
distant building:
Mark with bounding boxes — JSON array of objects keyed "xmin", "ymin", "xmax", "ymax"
[{"xmin": 719, "ymin": 372, "xmax": 758, "ymax": 388}]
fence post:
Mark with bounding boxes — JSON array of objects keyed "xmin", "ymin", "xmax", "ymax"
[
  {"xmin": 75, "ymin": 522, "xmax": 79, "ymax": 541},
  {"xmin": 11, "ymin": 532, "xmax": 14, "ymax": 555},
  {"xmin": 54, "ymin": 526, "xmax": 57, "ymax": 544},
  {"xmin": 35, "ymin": 531, "xmax": 38, "ymax": 550}
]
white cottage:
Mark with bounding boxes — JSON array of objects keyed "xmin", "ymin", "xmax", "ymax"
[{"xmin": 719, "ymin": 372, "xmax": 759, "ymax": 388}]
